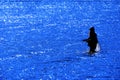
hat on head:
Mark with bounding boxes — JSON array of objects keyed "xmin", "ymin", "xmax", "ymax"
[{"xmin": 89, "ymin": 27, "xmax": 95, "ymax": 30}]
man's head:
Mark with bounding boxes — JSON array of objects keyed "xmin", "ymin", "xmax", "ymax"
[{"xmin": 89, "ymin": 27, "xmax": 95, "ymax": 31}]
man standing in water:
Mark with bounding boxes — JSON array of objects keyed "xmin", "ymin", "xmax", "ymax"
[{"xmin": 83, "ymin": 27, "xmax": 100, "ymax": 54}]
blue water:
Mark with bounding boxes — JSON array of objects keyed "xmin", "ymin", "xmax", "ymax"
[{"xmin": 0, "ymin": 0, "xmax": 120, "ymax": 80}]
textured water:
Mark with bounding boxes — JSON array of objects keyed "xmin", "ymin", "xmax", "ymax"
[{"xmin": 0, "ymin": 0, "xmax": 120, "ymax": 80}]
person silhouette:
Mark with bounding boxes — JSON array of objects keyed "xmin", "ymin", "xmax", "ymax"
[{"xmin": 83, "ymin": 27, "xmax": 99, "ymax": 54}]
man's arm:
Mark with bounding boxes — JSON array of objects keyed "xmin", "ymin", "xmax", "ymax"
[{"xmin": 82, "ymin": 38, "xmax": 91, "ymax": 42}]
